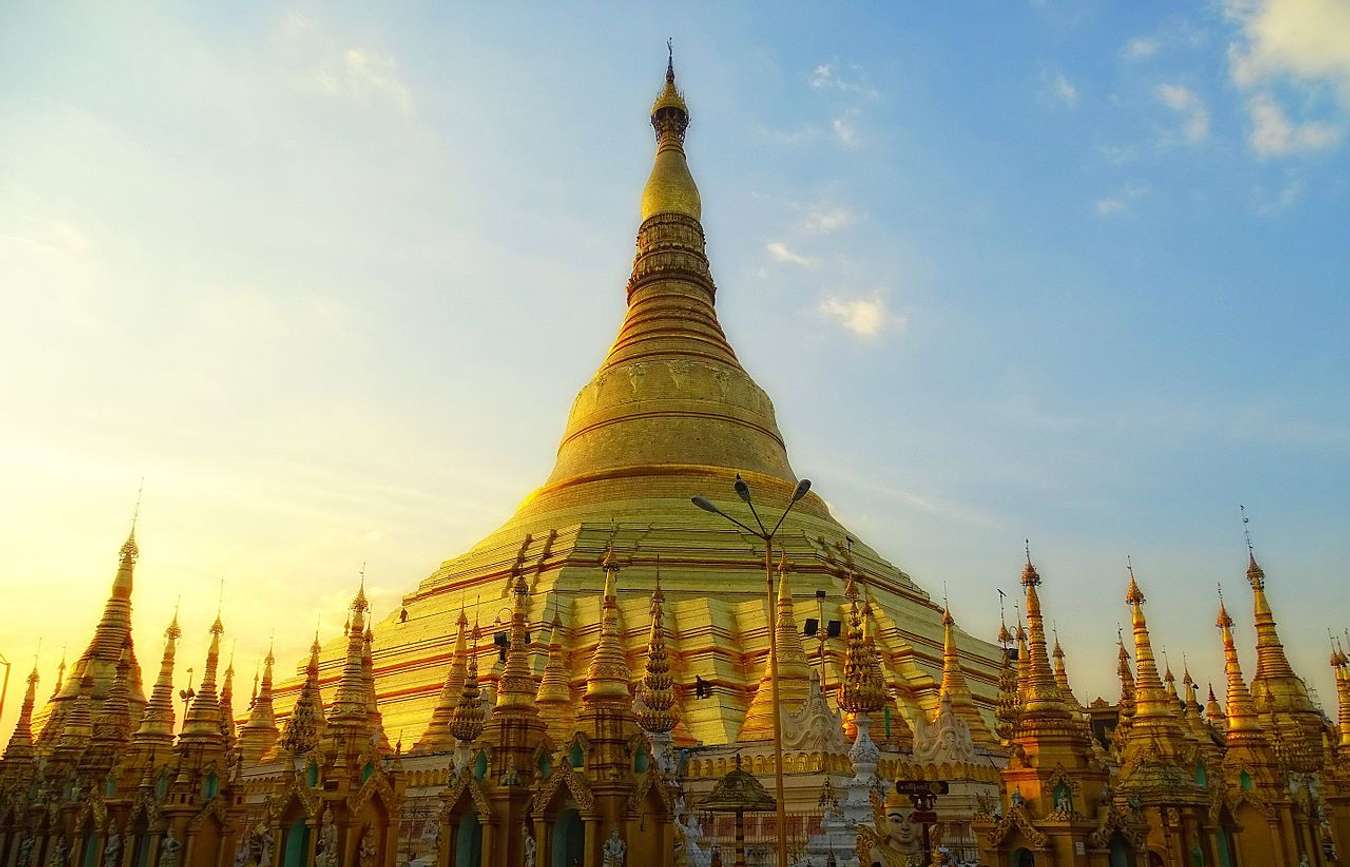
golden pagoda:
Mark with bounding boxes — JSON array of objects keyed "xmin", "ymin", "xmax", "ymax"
[
  {"xmin": 33, "ymin": 526, "xmax": 147, "ymax": 752},
  {"xmin": 1242, "ymin": 532, "xmax": 1325, "ymax": 772},
  {"xmin": 271, "ymin": 49, "xmax": 1002, "ymax": 748}
]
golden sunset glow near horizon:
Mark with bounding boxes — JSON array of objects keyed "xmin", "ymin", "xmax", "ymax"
[{"xmin": 4, "ymin": 0, "xmax": 1350, "ymax": 752}]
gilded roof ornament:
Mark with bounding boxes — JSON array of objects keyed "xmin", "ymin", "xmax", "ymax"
[
  {"xmin": 280, "ymin": 631, "xmax": 325, "ymax": 755},
  {"xmin": 641, "ymin": 42, "xmax": 700, "ymax": 221},
  {"xmin": 449, "ymin": 616, "xmax": 486, "ymax": 745},
  {"xmin": 637, "ymin": 559, "xmax": 676, "ymax": 734},
  {"xmin": 741, "ymin": 555, "xmax": 812, "ymax": 740},
  {"xmin": 1, "ymin": 661, "xmax": 40, "ymax": 771},
  {"xmin": 534, "ymin": 610, "xmax": 574, "ymax": 744},
  {"xmin": 417, "ymin": 608, "xmax": 470, "ymax": 753},
  {"xmin": 584, "ymin": 551, "xmax": 632, "ymax": 704},
  {"xmin": 494, "ymin": 571, "xmax": 541, "ymax": 713}
]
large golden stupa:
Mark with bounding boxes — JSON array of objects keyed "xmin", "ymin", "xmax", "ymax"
[{"xmin": 275, "ymin": 56, "xmax": 1002, "ymax": 746}]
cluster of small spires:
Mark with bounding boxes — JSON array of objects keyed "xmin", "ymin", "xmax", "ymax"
[
  {"xmin": 4, "ymin": 499, "xmax": 1347, "ymax": 807},
  {"xmin": 988, "ymin": 530, "xmax": 1338, "ymax": 793}
]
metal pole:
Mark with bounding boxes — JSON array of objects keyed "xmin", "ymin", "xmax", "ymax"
[
  {"xmin": 0, "ymin": 654, "xmax": 11, "ymax": 726},
  {"xmin": 764, "ymin": 536, "xmax": 788, "ymax": 867}
]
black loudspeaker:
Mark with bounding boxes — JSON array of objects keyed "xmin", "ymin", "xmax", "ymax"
[
  {"xmin": 826, "ymin": 620, "xmax": 843, "ymax": 638},
  {"xmin": 804, "ymin": 618, "xmax": 820, "ymax": 637}
]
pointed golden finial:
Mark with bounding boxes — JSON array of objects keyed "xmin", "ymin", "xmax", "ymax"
[
  {"xmin": 494, "ymin": 569, "xmax": 539, "ymax": 711},
  {"xmin": 131, "ymin": 477, "xmax": 143, "ymax": 530},
  {"xmin": 642, "ymin": 38, "xmax": 698, "ymax": 221},
  {"xmin": 585, "ymin": 549, "xmax": 631, "ymax": 703},
  {"xmin": 449, "ymin": 613, "xmax": 485, "ymax": 745},
  {"xmin": 1241, "ymin": 505, "xmax": 1266, "ymax": 590},
  {"xmin": 355, "ymin": 561, "xmax": 369, "ymax": 611},
  {"xmin": 118, "ymin": 478, "xmax": 144, "ymax": 566},
  {"xmin": 1020, "ymin": 538, "xmax": 1040, "ymax": 587},
  {"xmin": 936, "ymin": 588, "xmax": 989, "ymax": 740},
  {"xmin": 996, "ymin": 588, "xmax": 1011, "ymax": 646},
  {"xmin": 1206, "ymin": 682, "xmax": 1225, "ymax": 723},
  {"xmin": 132, "ymin": 605, "xmax": 182, "ymax": 750},
  {"xmin": 637, "ymin": 554, "xmax": 676, "ymax": 734},
  {"xmin": 1216, "ymin": 583, "xmax": 1263, "ymax": 737}
]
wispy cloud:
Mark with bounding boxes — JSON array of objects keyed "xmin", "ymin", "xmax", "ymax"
[
  {"xmin": 1253, "ymin": 173, "xmax": 1304, "ymax": 214},
  {"xmin": 1094, "ymin": 182, "xmax": 1150, "ymax": 216},
  {"xmin": 1042, "ymin": 69, "xmax": 1079, "ymax": 108},
  {"xmin": 2, "ymin": 216, "xmax": 91, "ymax": 257},
  {"xmin": 341, "ymin": 49, "xmax": 414, "ymax": 116},
  {"xmin": 1097, "ymin": 144, "xmax": 1138, "ymax": 166},
  {"xmin": 1155, "ymin": 83, "xmax": 1210, "ymax": 144},
  {"xmin": 766, "ymin": 241, "xmax": 816, "ymax": 267},
  {"xmin": 1123, "ymin": 36, "xmax": 1160, "ymax": 61},
  {"xmin": 831, "ymin": 110, "xmax": 861, "ymax": 147},
  {"xmin": 808, "ymin": 63, "xmax": 880, "ymax": 99},
  {"xmin": 1246, "ymin": 93, "xmax": 1341, "ymax": 156},
  {"xmin": 281, "ymin": 14, "xmax": 415, "ymax": 116},
  {"xmin": 817, "ymin": 293, "xmax": 902, "ymax": 338},
  {"xmin": 800, "ymin": 205, "xmax": 857, "ymax": 234},
  {"xmin": 1225, "ymin": 0, "xmax": 1349, "ymax": 155}
]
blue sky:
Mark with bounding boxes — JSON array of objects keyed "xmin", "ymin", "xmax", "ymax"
[{"xmin": 2, "ymin": 1, "xmax": 1349, "ymax": 739}]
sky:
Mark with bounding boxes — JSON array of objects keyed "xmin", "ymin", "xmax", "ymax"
[{"xmin": 2, "ymin": 1, "xmax": 1349, "ymax": 743}]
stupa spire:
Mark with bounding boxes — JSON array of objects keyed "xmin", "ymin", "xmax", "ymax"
[
  {"xmin": 1114, "ymin": 565, "xmax": 1197, "ymax": 794},
  {"xmin": 239, "ymin": 638, "xmax": 279, "ymax": 761},
  {"xmin": 418, "ymin": 609, "xmax": 470, "ymax": 752},
  {"xmin": 1162, "ymin": 651, "xmax": 1179, "ymax": 706},
  {"xmin": 637, "ymin": 562, "xmax": 677, "ymax": 735},
  {"xmin": 994, "ymin": 615, "xmax": 1019, "ymax": 745},
  {"xmin": 330, "ymin": 578, "xmax": 371, "ymax": 724},
  {"xmin": 495, "ymin": 572, "xmax": 541, "ymax": 711},
  {"xmin": 1217, "ymin": 590, "xmax": 1264, "ymax": 739},
  {"xmin": 1017, "ymin": 544, "xmax": 1072, "ymax": 722},
  {"xmin": 938, "ymin": 601, "xmax": 993, "ymax": 743},
  {"xmin": 838, "ymin": 577, "xmax": 885, "ymax": 716},
  {"xmin": 584, "ymin": 550, "xmax": 632, "ymax": 704},
  {"xmin": 1116, "ymin": 629, "xmax": 1136, "ymax": 715},
  {"xmin": 218, "ymin": 647, "xmax": 237, "ymax": 753},
  {"xmin": 1205, "ymin": 683, "xmax": 1226, "ymax": 729},
  {"xmin": 1241, "ymin": 509, "xmax": 1296, "ymax": 683},
  {"xmin": 449, "ymin": 615, "xmax": 486, "ymax": 745},
  {"xmin": 2, "ymin": 662, "xmax": 40, "ymax": 772},
  {"xmin": 179, "ymin": 606, "xmax": 225, "ymax": 745},
  {"xmin": 642, "ymin": 40, "xmax": 698, "ymax": 222},
  {"xmin": 1333, "ymin": 635, "xmax": 1350, "ymax": 749},
  {"xmin": 534, "ymin": 610, "xmax": 574, "ymax": 745},
  {"xmin": 1240, "ymin": 507, "xmax": 1322, "ymax": 769},
  {"xmin": 532, "ymin": 45, "xmax": 802, "ymax": 513},
  {"xmin": 58, "ymin": 514, "xmax": 148, "ymax": 732},
  {"xmin": 1123, "ymin": 563, "xmax": 1174, "ymax": 723},
  {"xmin": 1179, "ymin": 662, "xmax": 1214, "ymax": 748},
  {"xmin": 54, "ymin": 672, "xmax": 96, "ymax": 760},
  {"xmin": 280, "ymin": 631, "xmax": 325, "ymax": 755},
  {"xmin": 362, "ymin": 621, "xmax": 391, "ymax": 754},
  {"xmin": 133, "ymin": 606, "xmax": 181, "ymax": 753},
  {"xmin": 51, "ymin": 650, "xmax": 67, "ymax": 700},
  {"xmin": 741, "ymin": 556, "xmax": 811, "ymax": 740}
]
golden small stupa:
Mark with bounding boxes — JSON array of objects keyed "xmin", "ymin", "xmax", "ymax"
[{"xmin": 273, "ymin": 51, "xmax": 1002, "ymax": 746}]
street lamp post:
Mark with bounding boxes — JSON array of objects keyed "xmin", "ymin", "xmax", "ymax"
[{"xmin": 693, "ymin": 474, "xmax": 812, "ymax": 867}]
